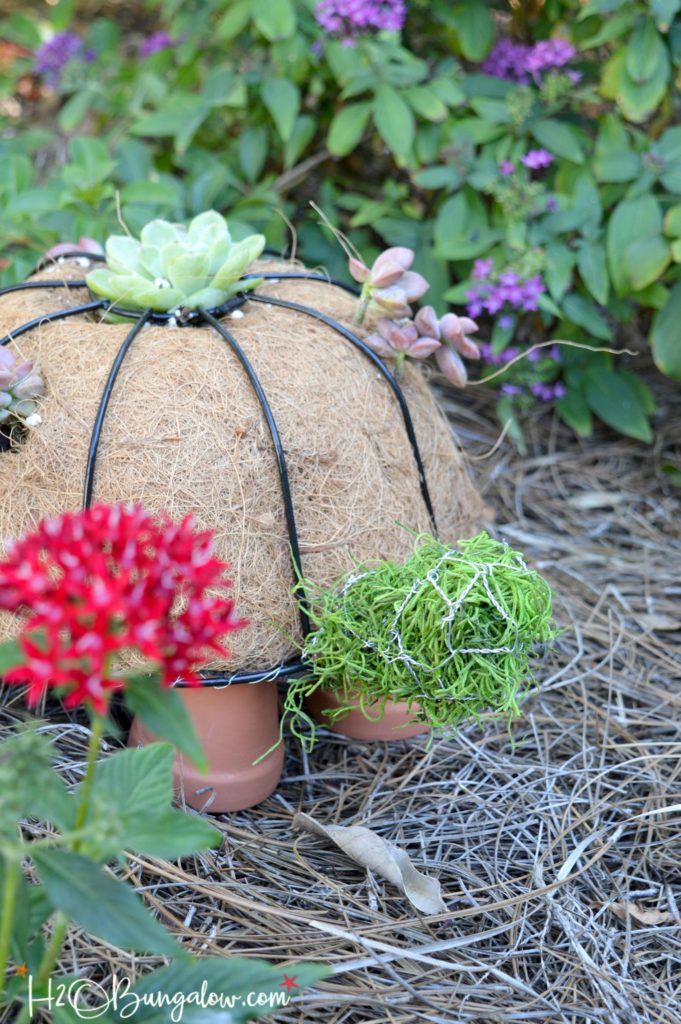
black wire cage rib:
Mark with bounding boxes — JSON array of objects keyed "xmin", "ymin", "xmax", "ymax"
[{"xmin": 0, "ymin": 254, "xmax": 438, "ymax": 687}]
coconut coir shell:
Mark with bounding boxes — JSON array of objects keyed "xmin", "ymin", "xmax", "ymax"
[{"xmin": 0, "ymin": 258, "xmax": 483, "ymax": 672}]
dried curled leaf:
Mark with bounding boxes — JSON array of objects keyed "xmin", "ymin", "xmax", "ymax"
[
  {"xmin": 609, "ymin": 901, "xmax": 679, "ymax": 926},
  {"xmin": 293, "ymin": 812, "xmax": 447, "ymax": 915}
]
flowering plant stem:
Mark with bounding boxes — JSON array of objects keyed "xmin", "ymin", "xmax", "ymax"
[
  {"xmin": 0, "ymin": 855, "xmax": 20, "ymax": 1005},
  {"xmin": 26, "ymin": 715, "xmax": 105, "ymax": 1004},
  {"xmin": 353, "ymin": 288, "xmax": 370, "ymax": 327}
]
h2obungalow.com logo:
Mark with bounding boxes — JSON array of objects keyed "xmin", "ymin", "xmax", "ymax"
[{"xmin": 25, "ymin": 971, "xmax": 300, "ymax": 1021}]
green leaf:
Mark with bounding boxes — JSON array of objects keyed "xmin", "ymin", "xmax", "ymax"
[
  {"xmin": 562, "ymin": 293, "xmax": 612, "ymax": 340},
  {"xmin": 90, "ymin": 745, "xmax": 219, "ymax": 859},
  {"xmin": 581, "ymin": 10, "xmax": 634, "ymax": 47},
  {"xmin": 652, "ymin": 0, "xmax": 681, "ymax": 31},
  {"xmin": 33, "ymin": 849, "xmax": 179, "ymax": 955},
  {"xmin": 633, "ymin": 281, "xmax": 669, "ymax": 309},
  {"xmin": 556, "ymin": 389, "xmax": 593, "ymax": 436},
  {"xmin": 327, "ymin": 102, "xmax": 372, "ymax": 157},
  {"xmin": 93, "ymin": 744, "xmax": 174, "ymax": 813},
  {"xmin": 607, "ymin": 195, "xmax": 663, "ymax": 296},
  {"xmin": 211, "ymin": 234, "xmax": 266, "ymax": 289},
  {"xmin": 110, "ymin": 957, "xmax": 328, "ymax": 1023},
  {"xmin": 623, "ymin": 236, "xmax": 670, "ymax": 291},
  {"xmin": 202, "ymin": 68, "xmax": 239, "ymax": 108},
  {"xmin": 87, "ymin": 270, "xmax": 183, "ymax": 312},
  {"xmin": 625, "ymin": 17, "xmax": 666, "ymax": 82},
  {"xmin": 0, "ymin": 728, "xmax": 74, "ymax": 834},
  {"xmin": 404, "ymin": 86, "xmax": 448, "ymax": 122},
  {"xmin": 62, "ymin": 138, "xmax": 116, "ymax": 189},
  {"xmin": 585, "ymin": 370, "xmax": 654, "ymax": 442},
  {"xmin": 283, "ymin": 115, "xmax": 316, "ymax": 169},
  {"xmin": 119, "ymin": 181, "xmax": 181, "ymax": 206},
  {"xmin": 0, "ymin": 856, "xmax": 36, "ymax": 963},
  {"xmin": 123, "ymin": 809, "xmax": 220, "ymax": 860},
  {"xmin": 413, "ymin": 166, "xmax": 458, "ymax": 189},
  {"xmin": 537, "ymin": 293, "xmax": 563, "ymax": 318},
  {"xmin": 651, "ymin": 278, "xmax": 681, "ymax": 378},
  {"xmin": 238, "ymin": 126, "xmax": 269, "ymax": 183},
  {"xmin": 261, "ymin": 78, "xmax": 300, "ymax": 142},
  {"xmin": 617, "ymin": 56, "xmax": 670, "ymax": 122},
  {"xmin": 450, "ymin": 0, "xmax": 494, "ymax": 61},
  {"xmin": 57, "ymin": 91, "xmax": 94, "ymax": 132},
  {"xmin": 664, "ymin": 204, "xmax": 681, "ymax": 237},
  {"xmin": 593, "ymin": 116, "xmax": 640, "ymax": 182},
  {"xmin": 216, "ymin": 0, "xmax": 252, "ymax": 40},
  {"xmin": 0, "ymin": 638, "xmax": 22, "ymax": 674},
  {"xmin": 106, "ymin": 236, "xmax": 145, "ymax": 275},
  {"xmin": 373, "ymin": 84, "xmax": 415, "ymax": 162},
  {"xmin": 577, "ymin": 242, "xmax": 610, "ymax": 305},
  {"xmin": 531, "ymin": 120, "xmax": 584, "ymax": 164},
  {"xmin": 167, "ymin": 252, "xmax": 211, "ymax": 294},
  {"xmin": 545, "ymin": 243, "xmax": 575, "ymax": 302},
  {"xmin": 131, "ymin": 96, "xmax": 208, "ymax": 151},
  {"xmin": 253, "ymin": 0, "xmax": 296, "ymax": 40},
  {"xmin": 657, "ymin": 126, "xmax": 681, "ymax": 192},
  {"xmin": 124, "ymin": 674, "xmax": 207, "ymax": 772}
]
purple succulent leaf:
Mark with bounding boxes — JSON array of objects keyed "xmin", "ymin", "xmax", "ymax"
[
  {"xmin": 376, "ymin": 318, "xmax": 404, "ymax": 348},
  {"xmin": 370, "ymin": 258, "xmax": 410, "ymax": 289},
  {"xmin": 372, "ymin": 285, "xmax": 412, "ymax": 317},
  {"xmin": 0, "ymin": 371, "xmax": 13, "ymax": 389},
  {"xmin": 0, "ymin": 349, "xmax": 14, "ymax": 370},
  {"xmin": 364, "ymin": 333, "xmax": 395, "ymax": 358},
  {"xmin": 414, "ymin": 305, "xmax": 440, "ymax": 339},
  {"xmin": 0, "ymin": 392, "xmax": 12, "ymax": 409},
  {"xmin": 409, "ymin": 337, "xmax": 442, "ymax": 359},
  {"xmin": 372, "ymin": 246, "xmax": 414, "ymax": 276},
  {"xmin": 399, "ymin": 271, "xmax": 430, "ymax": 302},
  {"xmin": 381, "ymin": 319, "xmax": 418, "ymax": 351},
  {"xmin": 13, "ymin": 375, "xmax": 44, "ymax": 400},
  {"xmin": 457, "ymin": 336, "xmax": 481, "ymax": 360},
  {"xmin": 435, "ymin": 346, "xmax": 468, "ymax": 388},
  {"xmin": 348, "ymin": 257, "xmax": 371, "ymax": 283},
  {"xmin": 13, "ymin": 361, "xmax": 34, "ymax": 379}
]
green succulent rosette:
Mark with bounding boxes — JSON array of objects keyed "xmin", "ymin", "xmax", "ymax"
[{"xmin": 86, "ymin": 210, "xmax": 265, "ymax": 314}]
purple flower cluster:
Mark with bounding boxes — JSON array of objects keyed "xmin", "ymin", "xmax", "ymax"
[
  {"xmin": 138, "ymin": 31, "xmax": 174, "ymax": 57},
  {"xmin": 521, "ymin": 149, "xmax": 554, "ymax": 170},
  {"xmin": 501, "ymin": 381, "xmax": 564, "ymax": 401},
  {"xmin": 480, "ymin": 343, "xmax": 520, "ymax": 366},
  {"xmin": 467, "ymin": 263, "xmax": 546, "ymax": 319},
  {"xmin": 34, "ymin": 31, "xmax": 91, "ymax": 88},
  {"xmin": 482, "ymin": 342, "xmax": 561, "ymax": 368},
  {"xmin": 531, "ymin": 380, "xmax": 566, "ymax": 401},
  {"xmin": 315, "ymin": 0, "xmax": 406, "ymax": 44},
  {"xmin": 482, "ymin": 36, "xmax": 577, "ymax": 84}
]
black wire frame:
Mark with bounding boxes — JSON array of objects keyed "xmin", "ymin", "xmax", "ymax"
[{"xmin": 0, "ymin": 268, "xmax": 439, "ymax": 686}]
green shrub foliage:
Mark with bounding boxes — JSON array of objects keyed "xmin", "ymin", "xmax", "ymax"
[{"xmin": 1, "ymin": 0, "xmax": 679, "ymax": 441}]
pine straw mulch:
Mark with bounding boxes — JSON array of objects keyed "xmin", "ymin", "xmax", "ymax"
[{"xmin": 2, "ymin": 363, "xmax": 680, "ymax": 1024}]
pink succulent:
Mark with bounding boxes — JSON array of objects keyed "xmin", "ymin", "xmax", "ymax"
[
  {"xmin": 44, "ymin": 237, "xmax": 104, "ymax": 260},
  {"xmin": 350, "ymin": 247, "xmax": 430, "ymax": 321},
  {"xmin": 365, "ymin": 318, "xmax": 442, "ymax": 361},
  {"xmin": 414, "ymin": 306, "xmax": 480, "ymax": 388}
]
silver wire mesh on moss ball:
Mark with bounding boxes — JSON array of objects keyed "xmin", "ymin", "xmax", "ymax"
[{"xmin": 0, "ymin": 254, "xmax": 438, "ymax": 687}]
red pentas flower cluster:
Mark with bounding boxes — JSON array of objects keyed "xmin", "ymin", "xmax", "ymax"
[{"xmin": 0, "ymin": 503, "xmax": 247, "ymax": 713}]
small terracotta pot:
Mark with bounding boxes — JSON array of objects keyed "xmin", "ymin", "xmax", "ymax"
[
  {"xmin": 306, "ymin": 687, "xmax": 430, "ymax": 740},
  {"xmin": 128, "ymin": 681, "xmax": 284, "ymax": 813}
]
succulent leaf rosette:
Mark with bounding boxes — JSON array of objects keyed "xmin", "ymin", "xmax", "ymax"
[
  {"xmin": 86, "ymin": 211, "xmax": 266, "ymax": 314},
  {"xmin": 0, "ymin": 349, "xmax": 44, "ymax": 428}
]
